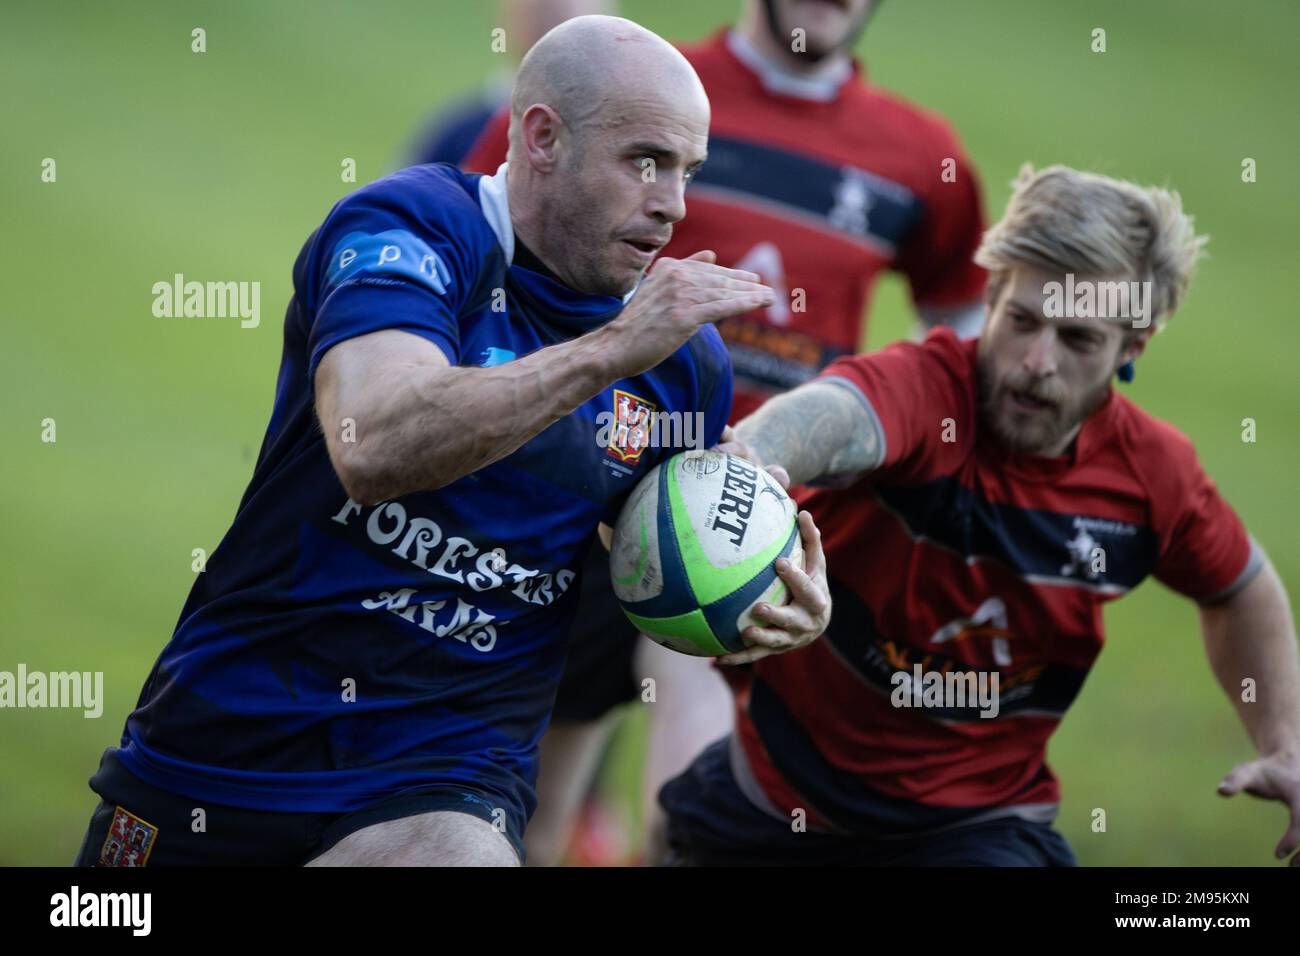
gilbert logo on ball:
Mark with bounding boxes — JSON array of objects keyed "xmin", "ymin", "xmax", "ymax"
[{"xmin": 610, "ymin": 450, "xmax": 803, "ymax": 656}]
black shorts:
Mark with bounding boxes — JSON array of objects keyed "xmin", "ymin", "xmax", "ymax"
[
  {"xmin": 73, "ymin": 747, "xmax": 524, "ymax": 866},
  {"xmin": 551, "ymin": 540, "xmax": 643, "ymax": 722},
  {"xmin": 660, "ymin": 738, "xmax": 1078, "ymax": 867}
]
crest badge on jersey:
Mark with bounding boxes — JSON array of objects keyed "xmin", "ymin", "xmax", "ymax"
[
  {"xmin": 607, "ymin": 389, "xmax": 656, "ymax": 466},
  {"xmin": 98, "ymin": 806, "xmax": 158, "ymax": 867}
]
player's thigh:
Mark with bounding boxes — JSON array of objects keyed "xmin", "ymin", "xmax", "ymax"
[
  {"xmin": 524, "ymin": 710, "xmax": 622, "ymax": 866},
  {"xmin": 305, "ymin": 809, "xmax": 519, "ymax": 867},
  {"xmin": 657, "ymin": 736, "xmax": 825, "ymax": 866},
  {"xmin": 636, "ymin": 637, "xmax": 734, "ymax": 864},
  {"xmin": 880, "ymin": 817, "xmax": 1078, "ymax": 867},
  {"xmin": 635, "ymin": 636, "xmax": 733, "ymax": 788}
]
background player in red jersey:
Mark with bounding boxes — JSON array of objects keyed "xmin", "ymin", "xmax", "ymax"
[
  {"xmin": 660, "ymin": 164, "xmax": 1300, "ymax": 866},
  {"xmin": 463, "ymin": 0, "xmax": 990, "ymax": 865}
]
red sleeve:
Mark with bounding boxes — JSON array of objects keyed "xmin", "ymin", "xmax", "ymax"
[
  {"xmin": 815, "ymin": 328, "xmax": 974, "ymax": 482},
  {"xmin": 461, "ymin": 104, "xmax": 511, "ymax": 174},
  {"xmin": 892, "ymin": 119, "xmax": 987, "ymax": 309},
  {"xmin": 1150, "ymin": 428, "xmax": 1259, "ymax": 602}
]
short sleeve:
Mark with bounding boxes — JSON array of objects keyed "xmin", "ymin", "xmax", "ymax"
[
  {"xmin": 306, "ymin": 189, "xmax": 471, "ymax": 382},
  {"xmin": 696, "ymin": 328, "xmax": 735, "ymax": 445},
  {"xmin": 892, "ymin": 125, "xmax": 987, "ymax": 310},
  {"xmin": 815, "ymin": 328, "xmax": 972, "ymax": 482},
  {"xmin": 1152, "ymin": 435, "xmax": 1261, "ymax": 603}
]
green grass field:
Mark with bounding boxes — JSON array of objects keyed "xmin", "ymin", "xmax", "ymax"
[{"xmin": 2, "ymin": 0, "xmax": 1297, "ymax": 865}]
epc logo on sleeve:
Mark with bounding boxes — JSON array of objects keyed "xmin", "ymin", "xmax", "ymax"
[{"xmin": 327, "ymin": 230, "xmax": 451, "ymax": 295}]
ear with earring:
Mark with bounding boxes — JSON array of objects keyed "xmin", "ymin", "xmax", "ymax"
[{"xmin": 1117, "ymin": 361, "xmax": 1135, "ymax": 383}]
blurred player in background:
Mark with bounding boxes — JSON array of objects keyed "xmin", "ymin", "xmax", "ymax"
[
  {"xmin": 663, "ymin": 165, "xmax": 1300, "ymax": 866},
  {"xmin": 406, "ymin": 0, "xmax": 613, "ymax": 167},
  {"xmin": 464, "ymin": 0, "xmax": 989, "ymax": 865}
]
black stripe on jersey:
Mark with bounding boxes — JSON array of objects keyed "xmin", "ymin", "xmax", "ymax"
[
  {"xmin": 872, "ymin": 477, "xmax": 1161, "ymax": 594},
  {"xmin": 689, "ymin": 134, "xmax": 925, "ymax": 251}
]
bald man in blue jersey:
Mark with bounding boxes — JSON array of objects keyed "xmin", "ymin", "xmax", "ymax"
[{"xmin": 73, "ymin": 15, "xmax": 831, "ymax": 867}]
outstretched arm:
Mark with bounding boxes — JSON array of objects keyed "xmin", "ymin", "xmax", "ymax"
[
  {"xmin": 1201, "ymin": 551, "xmax": 1300, "ymax": 864},
  {"xmin": 316, "ymin": 254, "xmax": 772, "ymax": 504},
  {"xmin": 316, "ymin": 327, "xmax": 618, "ymax": 504},
  {"xmin": 733, "ymin": 379, "xmax": 884, "ymax": 488}
]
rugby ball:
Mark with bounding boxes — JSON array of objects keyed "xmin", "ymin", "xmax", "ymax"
[{"xmin": 609, "ymin": 450, "xmax": 803, "ymax": 656}]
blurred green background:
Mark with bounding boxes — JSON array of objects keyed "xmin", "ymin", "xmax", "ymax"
[{"xmin": 2, "ymin": 0, "xmax": 1297, "ymax": 866}]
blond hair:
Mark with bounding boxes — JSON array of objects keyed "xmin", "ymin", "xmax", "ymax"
[{"xmin": 975, "ymin": 164, "xmax": 1208, "ymax": 329}]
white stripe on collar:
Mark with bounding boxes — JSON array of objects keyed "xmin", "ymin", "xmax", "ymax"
[
  {"xmin": 726, "ymin": 29, "xmax": 852, "ymax": 103},
  {"xmin": 481, "ymin": 160, "xmax": 639, "ymax": 305},
  {"xmin": 477, "ymin": 162, "xmax": 514, "ymax": 264}
]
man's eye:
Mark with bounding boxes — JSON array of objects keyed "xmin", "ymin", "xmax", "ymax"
[{"xmin": 1012, "ymin": 312, "xmax": 1036, "ymax": 329}]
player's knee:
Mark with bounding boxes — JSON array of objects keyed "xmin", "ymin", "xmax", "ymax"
[{"xmin": 308, "ymin": 810, "xmax": 519, "ymax": 867}]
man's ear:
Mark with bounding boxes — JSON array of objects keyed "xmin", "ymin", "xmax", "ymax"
[
  {"xmin": 1120, "ymin": 327, "xmax": 1154, "ymax": 366},
  {"xmin": 519, "ymin": 104, "xmax": 564, "ymax": 172}
]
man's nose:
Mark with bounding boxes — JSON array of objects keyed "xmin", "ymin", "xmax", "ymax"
[
  {"xmin": 645, "ymin": 171, "xmax": 688, "ymax": 224},
  {"xmin": 1023, "ymin": 325, "xmax": 1059, "ymax": 377}
]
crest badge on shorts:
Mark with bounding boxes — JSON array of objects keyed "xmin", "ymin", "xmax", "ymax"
[
  {"xmin": 99, "ymin": 806, "xmax": 158, "ymax": 867},
  {"xmin": 607, "ymin": 389, "xmax": 656, "ymax": 467}
]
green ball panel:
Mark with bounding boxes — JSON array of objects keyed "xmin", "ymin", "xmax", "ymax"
[
  {"xmin": 665, "ymin": 460, "xmax": 796, "ymax": 607},
  {"xmin": 621, "ymin": 606, "xmax": 729, "ymax": 657}
]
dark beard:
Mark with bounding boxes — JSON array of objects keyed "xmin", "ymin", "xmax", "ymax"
[
  {"xmin": 761, "ymin": 0, "xmax": 879, "ymax": 63},
  {"xmin": 976, "ymin": 352, "xmax": 1111, "ymax": 455}
]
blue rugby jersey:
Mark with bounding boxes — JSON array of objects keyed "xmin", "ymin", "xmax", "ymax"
[{"xmin": 115, "ymin": 163, "xmax": 732, "ymax": 837}]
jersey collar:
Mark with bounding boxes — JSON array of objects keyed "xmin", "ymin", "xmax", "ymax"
[
  {"xmin": 980, "ymin": 389, "xmax": 1118, "ymax": 480},
  {"xmin": 723, "ymin": 29, "xmax": 856, "ymax": 103},
  {"xmin": 480, "ymin": 162, "xmax": 637, "ymax": 328},
  {"xmin": 477, "ymin": 162, "xmax": 515, "ymax": 264}
]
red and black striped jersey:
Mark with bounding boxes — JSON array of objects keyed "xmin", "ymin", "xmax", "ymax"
[{"xmin": 730, "ymin": 329, "xmax": 1260, "ymax": 834}]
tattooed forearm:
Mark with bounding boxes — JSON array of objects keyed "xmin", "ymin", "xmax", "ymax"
[{"xmin": 734, "ymin": 381, "xmax": 883, "ymax": 486}]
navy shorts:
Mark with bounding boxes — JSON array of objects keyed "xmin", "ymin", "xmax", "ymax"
[
  {"xmin": 73, "ymin": 747, "xmax": 524, "ymax": 866},
  {"xmin": 551, "ymin": 540, "xmax": 643, "ymax": 722},
  {"xmin": 660, "ymin": 739, "xmax": 1077, "ymax": 867}
]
